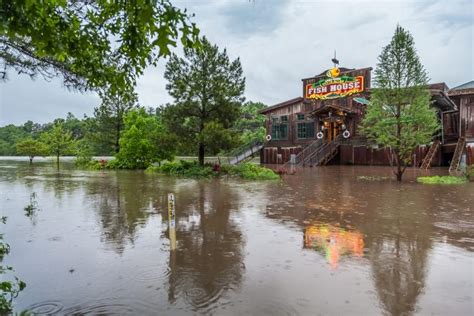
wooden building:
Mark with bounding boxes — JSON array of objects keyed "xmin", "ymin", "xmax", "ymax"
[{"xmin": 259, "ymin": 65, "xmax": 474, "ymax": 169}]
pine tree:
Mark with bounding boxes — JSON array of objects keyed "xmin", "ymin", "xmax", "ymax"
[
  {"xmin": 361, "ymin": 25, "xmax": 440, "ymax": 181},
  {"xmin": 164, "ymin": 37, "xmax": 245, "ymax": 165}
]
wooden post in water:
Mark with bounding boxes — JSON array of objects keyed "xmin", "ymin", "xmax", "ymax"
[{"xmin": 167, "ymin": 193, "xmax": 177, "ymax": 251}]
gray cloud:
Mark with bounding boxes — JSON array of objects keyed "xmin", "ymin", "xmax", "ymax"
[
  {"xmin": 220, "ymin": 0, "xmax": 289, "ymax": 35},
  {"xmin": 1, "ymin": 0, "xmax": 472, "ymax": 126}
]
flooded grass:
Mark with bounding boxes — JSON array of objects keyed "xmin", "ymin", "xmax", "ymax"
[
  {"xmin": 417, "ymin": 175, "xmax": 468, "ymax": 184},
  {"xmin": 0, "ymin": 159, "xmax": 473, "ymax": 315}
]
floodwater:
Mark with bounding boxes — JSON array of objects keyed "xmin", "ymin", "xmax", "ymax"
[{"xmin": 1, "ymin": 159, "xmax": 473, "ymax": 315}]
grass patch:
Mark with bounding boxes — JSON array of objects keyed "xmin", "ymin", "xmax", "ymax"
[
  {"xmin": 147, "ymin": 160, "xmax": 279, "ymax": 180},
  {"xmin": 417, "ymin": 176, "xmax": 467, "ymax": 184},
  {"xmin": 357, "ymin": 176, "xmax": 389, "ymax": 181}
]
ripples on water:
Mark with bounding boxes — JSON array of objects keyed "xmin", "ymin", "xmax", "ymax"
[{"xmin": 0, "ymin": 160, "xmax": 472, "ymax": 315}]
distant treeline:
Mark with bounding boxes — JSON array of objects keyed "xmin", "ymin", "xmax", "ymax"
[{"xmin": 0, "ymin": 101, "xmax": 266, "ymax": 158}]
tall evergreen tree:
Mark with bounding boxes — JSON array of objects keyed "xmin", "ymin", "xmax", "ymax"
[
  {"xmin": 88, "ymin": 92, "xmax": 138, "ymax": 155},
  {"xmin": 164, "ymin": 37, "xmax": 245, "ymax": 165},
  {"xmin": 361, "ymin": 25, "xmax": 439, "ymax": 181}
]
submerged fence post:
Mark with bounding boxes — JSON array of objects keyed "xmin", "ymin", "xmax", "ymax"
[{"xmin": 168, "ymin": 193, "xmax": 177, "ymax": 251}]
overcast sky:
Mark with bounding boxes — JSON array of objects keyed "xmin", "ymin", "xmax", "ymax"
[{"xmin": 1, "ymin": 0, "xmax": 472, "ymax": 126}]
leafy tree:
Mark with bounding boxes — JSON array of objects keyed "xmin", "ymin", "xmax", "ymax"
[
  {"xmin": 199, "ymin": 121, "xmax": 239, "ymax": 155},
  {"xmin": 63, "ymin": 112, "xmax": 85, "ymax": 140},
  {"xmin": 21, "ymin": 120, "xmax": 43, "ymax": 138},
  {"xmin": 233, "ymin": 101, "xmax": 267, "ymax": 148},
  {"xmin": 1, "ymin": 0, "xmax": 200, "ymax": 96},
  {"xmin": 115, "ymin": 108, "xmax": 175, "ymax": 169},
  {"xmin": 164, "ymin": 37, "xmax": 245, "ymax": 165},
  {"xmin": 88, "ymin": 91, "xmax": 138, "ymax": 154},
  {"xmin": 40, "ymin": 123, "xmax": 75, "ymax": 167},
  {"xmin": 361, "ymin": 25, "xmax": 439, "ymax": 181},
  {"xmin": 0, "ymin": 125, "xmax": 28, "ymax": 155},
  {"xmin": 15, "ymin": 138, "xmax": 47, "ymax": 164}
]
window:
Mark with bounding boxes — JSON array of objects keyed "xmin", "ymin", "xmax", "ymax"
[
  {"xmin": 281, "ymin": 115, "xmax": 288, "ymax": 122},
  {"xmin": 297, "ymin": 113, "xmax": 305, "ymax": 121},
  {"xmin": 297, "ymin": 122, "xmax": 315, "ymax": 139},
  {"xmin": 272, "ymin": 124, "xmax": 288, "ymax": 140}
]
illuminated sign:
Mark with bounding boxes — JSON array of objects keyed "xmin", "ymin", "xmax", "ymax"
[{"xmin": 305, "ymin": 67, "xmax": 364, "ymax": 100}]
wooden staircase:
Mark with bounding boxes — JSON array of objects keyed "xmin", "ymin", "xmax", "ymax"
[
  {"xmin": 228, "ymin": 141, "xmax": 263, "ymax": 165},
  {"xmin": 298, "ymin": 135, "xmax": 342, "ymax": 167},
  {"xmin": 282, "ymin": 138, "xmax": 324, "ymax": 168},
  {"xmin": 449, "ymin": 137, "xmax": 466, "ymax": 175},
  {"xmin": 420, "ymin": 140, "xmax": 440, "ymax": 169}
]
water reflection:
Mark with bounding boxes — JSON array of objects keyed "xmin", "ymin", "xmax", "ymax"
[
  {"xmin": 85, "ymin": 172, "xmax": 160, "ymax": 254},
  {"xmin": 263, "ymin": 167, "xmax": 473, "ymax": 315},
  {"xmin": 365, "ymin": 188, "xmax": 432, "ymax": 315},
  {"xmin": 1, "ymin": 161, "xmax": 472, "ymax": 315},
  {"xmin": 166, "ymin": 181, "xmax": 244, "ymax": 313},
  {"xmin": 304, "ymin": 224, "xmax": 364, "ymax": 269}
]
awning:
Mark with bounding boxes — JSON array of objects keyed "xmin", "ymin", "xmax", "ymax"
[{"xmin": 309, "ymin": 104, "xmax": 356, "ymax": 119}]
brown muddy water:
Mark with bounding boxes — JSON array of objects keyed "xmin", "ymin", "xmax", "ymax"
[{"xmin": 1, "ymin": 159, "xmax": 473, "ymax": 315}]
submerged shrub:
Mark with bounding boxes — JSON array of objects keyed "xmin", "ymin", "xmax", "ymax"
[
  {"xmin": 232, "ymin": 163, "xmax": 280, "ymax": 180},
  {"xmin": 147, "ymin": 161, "xmax": 279, "ymax": 180},
  {"xmin": 466, "ymin": 165, "xmax": 474, "ymax": 181},
  {"xmin": 417, "ymin": 176, "xmax": 467, "ymax": 184},
  {"xmin": 148, "ymin": 160, "xmax": 215, "ymax": 178}
]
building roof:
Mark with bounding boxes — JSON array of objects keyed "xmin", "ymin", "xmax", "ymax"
[
  {"xmin": 428, "ymin": 82, "xmax": 449, "ymax": 91},
  {"xmin": 309, "ymin": 104, "xmax": 356, "ymax": 117},
  {"xmin": 448, "ymin": 80, "xmax": 474, "ymax": 96},
  {"xmin": 258, "ymin": 97, "xmax": 303, "ymax": 114},
  {"xmin": 451, "ymin": 80, "xmax": 474, "ymax": 90}
]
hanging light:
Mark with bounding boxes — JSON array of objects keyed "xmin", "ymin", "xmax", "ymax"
[{"xmin": 341, "ymin": 124, "xmax": 346, "ymax": 130}]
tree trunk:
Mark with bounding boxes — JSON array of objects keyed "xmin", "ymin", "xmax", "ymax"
[
  {"xmin": 198, "ymin": 143, "xmax": 205, "ymax": 166},
  {"xmin": 56, "ymin": 154, "xmax": 60, "ymax": 169},
  {"xmin": 396, "ymin": 170, "xmax": 402, "ymax": 181},
  {"xmin": 396, "ymin": 102, "xmax": 402, "ymax": 182},
  {"xmin": 115, "ymin": 121, "xmax": 121, "ymax": 153},
  {"xmin": 397, "ymin": 162, "xmax": 402, "ymax": 182}
]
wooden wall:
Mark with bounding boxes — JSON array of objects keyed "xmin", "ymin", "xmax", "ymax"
[
  {"xmin": 261, "ymin": 147, "xmax": 302, "ymax": 164},
  {"xmin": 443, "ymin": 111, "xmax": 459, "ymax": 144},
  {"xmin": 262, "ymin": 144, "xmax": 442, "ymax": 166},
  {"xmin": 448, "ymin": 91, "xmax": 474, "ymax": 141},
  {"xmin": 460, "ymin": 95, "xmax": 474, "ymax": 139},
  {"xmin": 264, "ymin": 100, "xmax": 318, "ymax": 148}
]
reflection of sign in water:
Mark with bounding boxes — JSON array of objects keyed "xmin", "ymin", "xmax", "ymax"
[
  {"xmin": 304, "ymin": 224, "xmax": 364, "ymax": 269},
  {"xmin": 306, "ymin": 71, "xmax": 364, "ymax": 100}
]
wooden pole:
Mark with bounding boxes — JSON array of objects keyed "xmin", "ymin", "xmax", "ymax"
[{"xmin": 167, "ymin": 193, "xmax": 177, "ymax": 251}]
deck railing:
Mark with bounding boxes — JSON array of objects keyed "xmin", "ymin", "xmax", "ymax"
[{"xmin": 227, "ymin": 140, "xmax": 263, "ymax": 165}]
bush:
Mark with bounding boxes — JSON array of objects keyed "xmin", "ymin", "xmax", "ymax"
[
  {"xmin": 467, "ymin": 165, "xmax": 474, "ymax": 181},
  {"xmin": 232, "ymin": 163, "xmax": 280, "ymax": 180},
  {"xmin": 417, "ymin": 176, "xmax": 467, "ymax": 184},
  {"xmin": 104, "ymin": 158, "xmax": 127, "ymax": 169},
  {"xmin": 148, "ymin": 160, "xmax": 215, "ymax": 178},
  {"xmin": 147, "ymin": 161, "xmax": 279, "ymax": 180}
]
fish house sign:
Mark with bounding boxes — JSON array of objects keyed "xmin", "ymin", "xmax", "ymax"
[{"xmin": 305, "ymin": 68, "xmax": 364, "ymax": 100}]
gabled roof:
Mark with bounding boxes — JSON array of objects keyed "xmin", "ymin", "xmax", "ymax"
[
  {"xmin": 309, "ymin": 104, "xmax": 356, "ymax": 117},
  {"xmin": 448, "ymin": 80, "xmax": 474, "ymax": 96},
  {"xmin": 258, "ymin": 97, "xmax": 303, "ymax": 114},
  {"xmin": 451, "ymin": 80, "xmax": 474, "ymax": 90}
]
